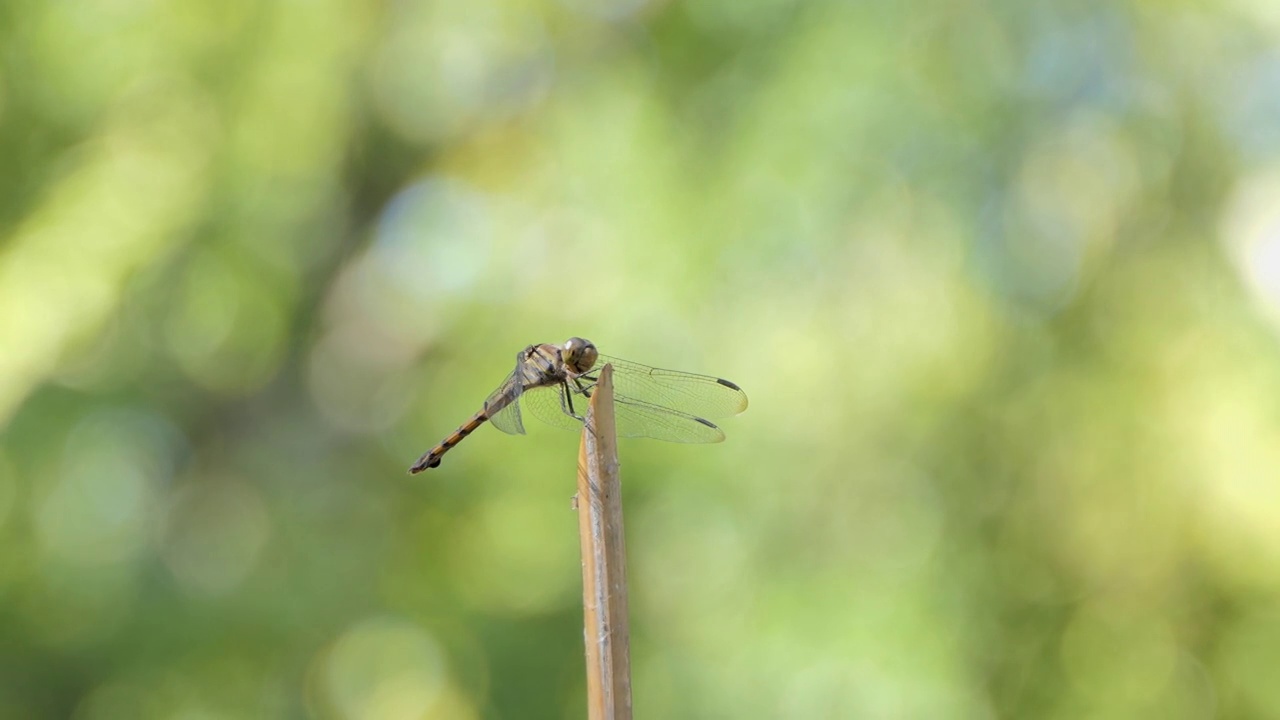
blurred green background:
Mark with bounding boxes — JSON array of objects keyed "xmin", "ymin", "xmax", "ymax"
[{"xmin": 4, "ymin": 0, "xmax": 1280, "ymax": 717}]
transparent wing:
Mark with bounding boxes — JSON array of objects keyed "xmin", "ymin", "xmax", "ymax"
[
  {"xmin": 593, "ymin": 354, "xmax": 748, "ymax": 419},
  {"xmin": 522, "ymin": 384, "xmax": 586, "ymax": 432},
  {"xmin": 484, "ymin": 372, "xmax": 526, "ymax": 435},
  {"xmin": 522, "ymin": 376, "xmax": 729, "ymax": 444},
  {"xmin": 613, "ymin": 395, "xmax": 726, "ymax": 443}
]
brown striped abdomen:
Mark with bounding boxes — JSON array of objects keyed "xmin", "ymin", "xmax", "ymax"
[{"xmin": 408, "ymin": 410, "xmax": 489, "ymax": 473}]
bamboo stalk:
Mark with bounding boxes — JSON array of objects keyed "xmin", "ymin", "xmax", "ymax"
[{"xmin": 576, "ymin": 364, "xmax": 633, "ymax": 720}]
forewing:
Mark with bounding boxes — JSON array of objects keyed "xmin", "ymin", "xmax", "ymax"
[{"xmin": 595, "ymin": 354, "xmax": 748, "ymax": 419}]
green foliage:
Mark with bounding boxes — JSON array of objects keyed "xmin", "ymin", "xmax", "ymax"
[{"xmin": 3, "ymin": 0, "xmax": 1280, "ymax": 717}]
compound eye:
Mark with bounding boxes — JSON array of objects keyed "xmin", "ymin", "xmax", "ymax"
[{"xmin": 563, "ymin": 337, "xmax": 599, "ymax": 374}]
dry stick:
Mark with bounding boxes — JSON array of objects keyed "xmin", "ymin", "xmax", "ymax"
[{"xmin": 576, "ymin": 364, "xmax": 633, "ymax": 720}]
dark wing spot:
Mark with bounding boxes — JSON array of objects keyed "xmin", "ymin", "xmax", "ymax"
[
  {"xmin": 694, "ymin": 417, "xmax": 720, "ymax": 429},
  {"xmin": 716, "ymin": 378, "xmax": 742, "ymax": 391}
]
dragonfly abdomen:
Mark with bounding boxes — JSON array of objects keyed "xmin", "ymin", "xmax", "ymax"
[{"xmin": 409, "ymin": 409, "xmax": 489, "ymax": 473}]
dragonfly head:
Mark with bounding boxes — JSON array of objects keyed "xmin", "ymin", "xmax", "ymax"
[{"xmin": 562, "ymin": 337, "xmax": 599, "ymax": 374}]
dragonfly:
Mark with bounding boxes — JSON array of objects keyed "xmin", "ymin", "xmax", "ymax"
[{"xmin": 409, "ymin": 337, "xmax": 748, "ymax": 472}]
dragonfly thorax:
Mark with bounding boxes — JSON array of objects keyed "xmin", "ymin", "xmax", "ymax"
[{"xmin": 561, "ymin": 337, "xmax": 599, "ymax": 375}]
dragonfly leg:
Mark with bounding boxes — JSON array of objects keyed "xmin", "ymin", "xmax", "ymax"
[
  {"xmin": 567, "ymin": 375, "xmax": 618, "ymax": 442},
  {"xmin": 561, "ymin": 382, "xmax": 586, "ymax": 421}
]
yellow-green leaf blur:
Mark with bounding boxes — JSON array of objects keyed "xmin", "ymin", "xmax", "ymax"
[{"xmin": 2, "ymin": 0, "xmax": 1279, "ymax": 718}]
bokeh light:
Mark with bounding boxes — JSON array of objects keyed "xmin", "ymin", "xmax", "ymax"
[{"xmin": 4, "ymin": 0, "xmax": 1280, "ymax": 717}]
